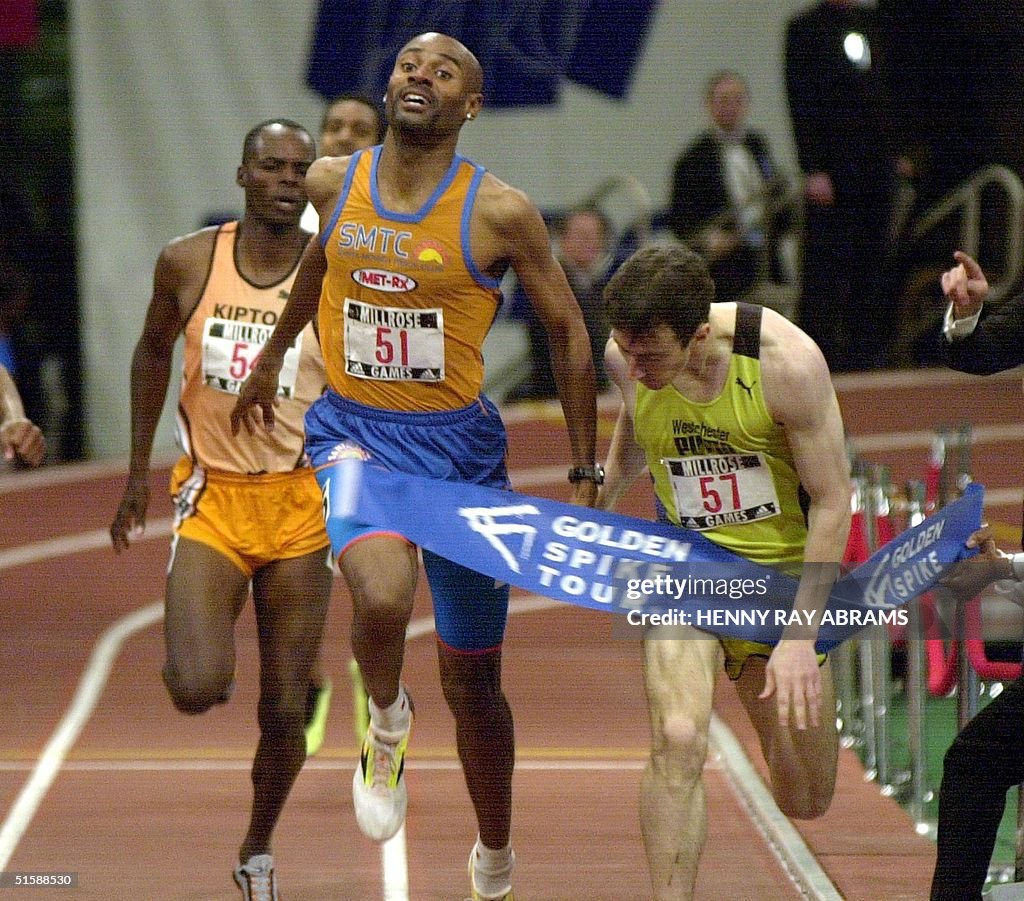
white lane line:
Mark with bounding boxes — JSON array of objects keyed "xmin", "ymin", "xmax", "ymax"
[
  {"xmin": 0, "ymin": 450, "xmax": 179, "ymax": 495},
  {"xmin": 0, "ymin": 522, "xmax": 173, "ymax": 571},
  {"xmin": 709, "ymin": 718, "xmax": 842, "ymax": 900},
  {"xmin": 0, "ymin": 601, "xmax": 164, "ymax": 871},
  {"xmin": 849, "ymin": 421, "xmax": 1024, "ymax": 454},
  {"xmin": 832, "ymin": 366, "xmax": 1021, "ymax": 392},
  {"xmin": 0, "ymin": 470, "xmax": 564, "ymax": 574}
]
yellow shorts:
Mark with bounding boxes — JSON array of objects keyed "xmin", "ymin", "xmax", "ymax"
[
  {"xmin": 719, "ymin": 637, "xmax": 828, "ymax": 681},
  {"xmin": 170, "ymin": 456, "xmax": 329, "ymax": 578}
]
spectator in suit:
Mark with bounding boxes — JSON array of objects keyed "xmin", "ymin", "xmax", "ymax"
[
  {"xmin": 507, "ymin": 206, "xmax": 614, "ymax": 401},
  {"xmin": 785, "ymin": 0, "xmax": 912, "ymax": 372},
  {"xmin": 668, "ymin": 71, "xmax": 794, "ymax": 304},
  {"xmin": 930, "ymin": 524, "xmax": 1024, "ymax": 900}
]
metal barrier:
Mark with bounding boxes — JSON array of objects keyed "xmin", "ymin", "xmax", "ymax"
[
  {"xmin": 840, "ymin": 421, "xmax": 1024, "ymax": 888},
  {"xmin": 911, "ymin": 164, "xmax": 1024, "ymax": 306}
]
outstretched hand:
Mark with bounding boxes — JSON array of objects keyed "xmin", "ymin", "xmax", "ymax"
[
  {"xmin": 760, "ymin": 639, "xmax": 822, "ymax": 730},
  {"xmin": 230, "ymin": 356, "xmax": 282, "ymax": 436},
  {"xmin": 940, "ymin": 524, "xmax": 1013, "ymax": 601},
  {"xmin": 0, "ymin": 417, "xmax": 45, "ymax": 467},
  {"xmin": 941, "ymin": 250, "xmax": 989, "ymax": 318},
  {"xmin": 110, "ymin": 476, "xmax": 149, "ymax": 553}
]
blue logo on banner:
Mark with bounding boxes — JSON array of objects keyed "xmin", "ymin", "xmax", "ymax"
[{"xmin": 324, "ymin": 459, "xmax": 984, "ymax": 651}]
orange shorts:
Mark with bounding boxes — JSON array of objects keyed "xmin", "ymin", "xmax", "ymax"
[{"xmin": 170, "ymin": 456, "xmax": 329, "ymax": 578}]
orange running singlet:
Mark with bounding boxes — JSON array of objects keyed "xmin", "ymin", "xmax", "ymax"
[
  {"xmin": 317, "ymin": 146, "xmax": 503, "ymax": 412},
  {"xmin": 177, "ymin": 221, "xmax": 326, "ymax": 474}
]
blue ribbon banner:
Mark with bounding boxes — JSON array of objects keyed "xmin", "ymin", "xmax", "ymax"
[{"xmin": 324, "ymin": 460, "xmax": 984, "ymax": 651}]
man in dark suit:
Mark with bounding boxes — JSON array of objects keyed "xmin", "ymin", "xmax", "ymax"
[
  {"xmin": 785, "ymin": 0, "xmax": 911, "ymax": 371},
  {"xmin": 667, "ymin": 71, "xmax": 792, "ymax": 303},
  {"xmin": 932, "ymin": 250, "xmax": 1024, "ymax": 899}
]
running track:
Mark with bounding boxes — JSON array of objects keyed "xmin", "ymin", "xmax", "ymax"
[{"xmin": 1, "ymin": 365, "xmax": 1020, "ymax": 900}]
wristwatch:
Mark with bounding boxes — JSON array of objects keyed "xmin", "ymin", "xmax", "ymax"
[{"xmin": 568, "ymin": 464, "xmax": 605, "ymax": 485}]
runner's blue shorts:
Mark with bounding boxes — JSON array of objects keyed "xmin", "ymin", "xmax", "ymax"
[{"xmin": 305, "ymin": 389, "xmax": 511, "ymax": 652}]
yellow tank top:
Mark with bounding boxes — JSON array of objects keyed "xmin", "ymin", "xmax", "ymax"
[
  {"xmin": 634, "ymin": 303, "xmax": 807, "ymax": 570},
  {"xmin": 177, "ymin": 221, "xmax": 325, "ymax": 474},
  {"xmin": 317, "ymin": 147, "xmax": 502, "ymax": 411}
]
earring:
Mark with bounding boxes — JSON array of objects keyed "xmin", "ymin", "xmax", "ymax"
[{"xmin": 466, "ymin": 113, "xmax": 474, "ymax": 120}]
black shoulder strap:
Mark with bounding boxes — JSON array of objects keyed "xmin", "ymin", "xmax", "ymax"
[{"xmin": 733, "ymin": 302, "xmax": 763, "ymax": 359}]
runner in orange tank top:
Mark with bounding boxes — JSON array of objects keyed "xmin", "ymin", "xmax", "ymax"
[
  {"xmin": 110, "ymin": 120, "xmax": 331, "ymax": 900},
  {"xmin": 231, "ymin": 33, "xmax": 599, "ymax": 901}
]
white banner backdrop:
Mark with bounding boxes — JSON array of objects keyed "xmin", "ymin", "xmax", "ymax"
[{"xmin": 71, "ymin": 1, "xmax": 325, "ymax": 457}]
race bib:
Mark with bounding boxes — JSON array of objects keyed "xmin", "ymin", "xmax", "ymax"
[
  {"xmin": 343, "ymin": 298, "xmax": 445, "ymax": 382},
  {"xmin": 663, "ymin": 453, "xmax": 780, "ymax": 530},
  {"xmin": 201, "ymin": 318, "xmax": 301, "ymax": 397}
]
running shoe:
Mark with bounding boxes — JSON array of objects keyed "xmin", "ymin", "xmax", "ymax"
[
  {"xmin": 304, "ymin": 676, "xmax": 333, "ymax": 757},
  {"xmin": 233, "ymin": 853, "xmax": 278, "ymax": 901},
  {"xmin": 467, "ymin": 846, "xmax": 515, "ymax": 901},
  {"xmin": 352, "ymin": 690, "xmax": 413, "ymax": 841}
]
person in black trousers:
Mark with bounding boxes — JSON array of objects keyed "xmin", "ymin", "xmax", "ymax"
[
  {"xmin": 785, "ymin": 0, "xmax": 911, "ymax": 371},
  {"xmin": 932, "ymin": 251, "xmax": 1024, "ymax": 899}
]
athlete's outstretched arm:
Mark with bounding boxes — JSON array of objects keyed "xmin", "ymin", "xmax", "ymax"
[
  {"xmin": 597, "ymin": 341, "xmax": 648, "ymax": 511},
  {"xmin": 0, "ymin": 363, "xmax": 44, "ymax": 466},
  {"xmin": 230, "ymin": 234, "xmax": 325, "ymax": 435},
  {"xmin": 487, "ymin": 184, "xmax": 598, "ymax": 505},
  {"xmin": 760, "ymin": 318, "xmax": 851, "ymax": 729},
  {"xmin": 111, "ymin": 240, "xmax": 191, "ymax": 551}
]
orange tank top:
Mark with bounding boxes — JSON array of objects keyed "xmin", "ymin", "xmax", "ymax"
[
  {"xmin": 177, "ymin": 221, "xmax": 325, "ymax": 474},
  {"xmin": 317, "ymin": 147, "xmax": 502, "ymax": 411}
]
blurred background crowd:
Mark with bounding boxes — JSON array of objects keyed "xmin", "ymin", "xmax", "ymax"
[{"xmin": 5, "ymin": 0, "xmax": 1024, "ymax": 464}]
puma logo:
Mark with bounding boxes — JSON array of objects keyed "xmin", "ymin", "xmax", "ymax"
[{"xmin": 735, "ymin": 377, "xmax": 757, "ymax": 398}]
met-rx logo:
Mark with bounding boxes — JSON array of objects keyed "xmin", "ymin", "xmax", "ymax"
[{"xmin": 352, "ymin": 268, "xmax": 417, "ymax": 293}]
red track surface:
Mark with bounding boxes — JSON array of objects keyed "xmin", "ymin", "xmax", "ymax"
[{"xmin": 1, "ymin": 366, "xmax": 1019, "ymax": 899}]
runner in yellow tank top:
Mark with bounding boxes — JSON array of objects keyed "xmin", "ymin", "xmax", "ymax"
[
  {"xmin": 231, "ymin": 33, "xmax": 599, "ymax": 901},
  {"xmin": 636, "ymin": 304, "xmax": 807, "ymax": 572},
  {"xmin": 110, "ymin": 120, "xmax": 332, "ymax": 900},
  {"xmin": 598, "ymin": 243, "xmax": 851, "ymax": 901}
]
